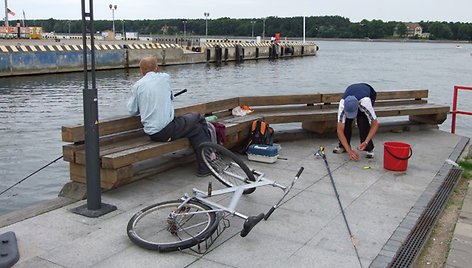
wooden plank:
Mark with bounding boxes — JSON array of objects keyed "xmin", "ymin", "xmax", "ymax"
[
  {"xmin": 101, "ymin": 138, "xmax": 191, "ymax": 169},
  {"xmin": 410, "ymin": 113, "xmax": 448, "ymax": 124},
  {"xmin": 320, "ymin": 93, "xmax": 343, "ymax": 104},
  {"xmin": 61, "ymin": 125, "xmax": 85, "ymax": 143},
  {"xmin": 69, "ymin": 163, "xmax": 133, "ymax": 189},
  {"xmin": 174, "ymin": 98, "xmax": 239, "ymax": 117},
  {"xmin": 254, "ymin": 103, "xmax": 449, "ymax": 125},
  {"xmin": 239, "ymin": 94, "xmax": 322, "ymax": 106},
  {"xmin": 62, "ymin": 116, "xmax": 142, "ymax": 143},
  {"xmin": 63, "ymin": 129, "xmax": 145, "ymax": 163},
  {"xmin": 321, "ymin": 90, "xmax": 428, "ymax": 103},
  {"xmin": 204, "ymin": 98, "xmax": 239, "ymax": 115},
  {"xmin": 252, "ymin": 104, "xmax": 323, "ymax": 113},
  {"xmin": 302, "ymin": 120, "xmax": 338, "ymax": 134},
  {"xmin": 174, "ymin": 103, "xmax": 206, "ymax": 117},
  {"xmin": 374, "ymin": 103, "xmax": 449, "ymax": 117},
  {"xmin": 63, "ymin": 143, "xmax": 81, "ymax": 163},
  {"xmin": 75, "ymin": 135, "xmax": 152, "ymax": 165},
  {"xmin": 376, "ymin": 90, "xmax": 428, "ymax": 100}
]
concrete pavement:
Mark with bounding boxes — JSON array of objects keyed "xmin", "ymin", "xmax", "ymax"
[{"xmin": 0, "ymin": 122, "xmax": 469, "ymax": 267}]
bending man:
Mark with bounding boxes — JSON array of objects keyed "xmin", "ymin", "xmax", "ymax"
[
  {"xmin": 127, "ymin": 57, "xmax": 212, "ymax": 176},
  {"xmin": 333, "ymin": 83, "xmax": 378, "ymax": 160}
]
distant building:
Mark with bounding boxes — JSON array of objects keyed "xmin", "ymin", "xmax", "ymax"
[
  {"xmin": 102, "ymin": 30, "xmax": 115, "ymax": 41},
  {"xmin": 405, "ymin": 23, "xmax": 423, "ymax": 37},
  {"xmin": 161, "ymin": 25, "xmax": 169, "ymax": 33}
]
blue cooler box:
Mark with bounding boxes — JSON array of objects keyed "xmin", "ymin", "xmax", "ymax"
[{"xmin": 247, "ymin": 144, "xmax": 279, "ymax": 163}]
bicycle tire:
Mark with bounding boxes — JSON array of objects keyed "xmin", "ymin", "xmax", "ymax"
[
  {"xmin": 127, "ymin": 199, "xmax": 219, "ymax": 252},
  {"xmin": 199, "ymin": 142, "xmax": 256, "ymax": 194}
]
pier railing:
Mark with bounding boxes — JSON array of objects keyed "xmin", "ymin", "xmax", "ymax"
[{"xmin": 451, "ymin": 85, "xmax": 472, "ymax": 134}]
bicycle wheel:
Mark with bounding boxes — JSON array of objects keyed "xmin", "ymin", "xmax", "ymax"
[
  {"xmin": 127, "ymin": 199, "xmax": 219, "ymax": 252},
  {"xmin": 199, "ymin": 142, "xmax": 256, "ymax": 194}
]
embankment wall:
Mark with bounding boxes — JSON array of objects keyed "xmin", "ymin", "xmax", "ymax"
[{"xmin": 0, "ymin": 42, "xmax": 318, "ymax": 77}]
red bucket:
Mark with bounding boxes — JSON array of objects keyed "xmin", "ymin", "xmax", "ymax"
[{"xmin": 383, "ymin": 142, "xmax": 412, "ymax": 171}]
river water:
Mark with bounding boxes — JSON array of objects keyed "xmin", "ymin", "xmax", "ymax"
[{"xmin": 1, "ymin": 40, "xmax": 472, "ymax": 216}]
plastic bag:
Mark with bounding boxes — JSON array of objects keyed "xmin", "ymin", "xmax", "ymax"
[{"xmin": 232, "ymin": 106, "xmax": 254, "ymax": 117}]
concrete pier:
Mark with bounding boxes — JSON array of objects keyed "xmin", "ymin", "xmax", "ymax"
[
  {"xmin": 0, "ymin": 39, "xmax": 318, "ymax": 77},
  {"xmin": 0, "ymin": 122, "xmax": 469, "ymax": 267}
]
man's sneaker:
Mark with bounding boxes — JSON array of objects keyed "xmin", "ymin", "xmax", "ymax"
[
  {"xmin": 366, "ymin": 150, "xmax": 375, "ymax": 159},
  {"xmin": 333, "ymin": 145, "xmax": 346, "ymax": 154}
]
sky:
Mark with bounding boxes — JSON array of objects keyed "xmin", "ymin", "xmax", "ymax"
[{"xmin": 4, "ymin": 0, "xmax": 472, "ymax": 23}]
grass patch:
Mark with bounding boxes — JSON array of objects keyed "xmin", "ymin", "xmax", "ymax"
[{"xmin": 458, "ymin": 160, "xmax": 472, "ymax": 173}]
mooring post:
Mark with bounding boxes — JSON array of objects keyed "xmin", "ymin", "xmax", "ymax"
[{"xmin": 71, "ymin": 0, "xmax": 116, "ymax": 217}]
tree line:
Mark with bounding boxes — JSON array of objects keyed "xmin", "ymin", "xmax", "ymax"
[{"xmin": 22, "ymin": 16, "xmax": 472, "ymax": 41}]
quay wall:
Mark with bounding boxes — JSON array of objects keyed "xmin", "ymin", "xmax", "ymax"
[{"xmin": 0, "ymin": 42, "xmax": 318, "ymax": 77}]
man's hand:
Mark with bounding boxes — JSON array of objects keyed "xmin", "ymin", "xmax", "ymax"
[
  {"xmin": 347, "ymin": 149, "xmax": 359, "ymax": 160},
  {"xmin": 357, "ymin": 142, "xmax": 367, "ymax": 151}
]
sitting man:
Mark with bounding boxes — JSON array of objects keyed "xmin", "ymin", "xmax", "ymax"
[
  {"xmin": 333, "ymin": 83, "xmax": 378, "ymax": 160},
  {"xmin": 127, "ymin": 57, "xmax": 212, "ymax": 176}
]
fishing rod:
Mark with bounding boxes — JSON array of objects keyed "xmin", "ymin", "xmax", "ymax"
[
  {"xmin": 0, "ymin": 155, "xmax": 63, "ymax": 196},
  {"xmin": 316, "ymin": 146, "xmax": 363, "ymax": 268},
  {"xmin": 174, "ymin": 88, "xmax": 187, "ymax": 97}
]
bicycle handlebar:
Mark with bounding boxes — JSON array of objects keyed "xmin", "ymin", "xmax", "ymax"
[
  {"xmin": 264, "ymin": 167, "xmax": 304, "ymax": 220},
  {"xmin": 295, "ymin": 167, "xmax": 304, "ymax": 178}
]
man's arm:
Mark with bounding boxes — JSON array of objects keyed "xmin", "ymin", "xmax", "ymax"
[
  {"xmin": 127, "ymin": 86, "xmax": 140, "ymax": 116},
  {"xmin": 337, "ymin": 122, "xmax": 359, "ymax": 160},
  {"xmin": 357, "ymin": 119, "xmax": 378, "ymax": 151}
]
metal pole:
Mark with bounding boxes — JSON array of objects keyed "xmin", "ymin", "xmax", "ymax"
[
  {"xmin": 451, "ymin": 86, "xmax": 458, "ymax": 133},
  {"xmin": 72, "ymin": 0, "xmax": 116, "ymax": 218},
  {"xmin": 204, "ymin": 12, "xmax": 209, "ymax": 38},
  {"xmin": 4, "ymin": 0, "xmax": 8, "ymax": 27},
  {"xmin": 262, "ymin": 18, "xmax": 266, "ymax": 41},
  {"xmin": 112, "ymin": 8, "xmax": 115, "ymax": 35},
  {"xmin": 303, "ymin": 16, "xmax": 306, "ymax": 43}
]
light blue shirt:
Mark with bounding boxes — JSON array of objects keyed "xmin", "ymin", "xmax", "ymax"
[{"xmin": 127, "ymin": 72, "xmax": 174, "ymax": 135}]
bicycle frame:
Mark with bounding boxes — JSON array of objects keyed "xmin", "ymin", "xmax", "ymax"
[
  {"xmin": 126, "ymin": 142, "xmax": 304, "ymax": 253},
  {"xmin": 177, "ymin": 169, "xmax": 288, "ymax": 220}
]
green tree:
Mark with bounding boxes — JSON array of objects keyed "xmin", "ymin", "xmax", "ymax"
[
  {"xmin": 457, "ymin": 24, "xmax": 472, "ymax": 40},
  {"xmin": 429, "ymin": 22, "xmax": 453, "ymax": 39},
  {"xmin": 396, "ymin": 23, "xmax": 407, "ymax": 37}
]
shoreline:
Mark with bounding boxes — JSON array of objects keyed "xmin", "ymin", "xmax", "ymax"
[{"xmin": 1, "ymin": 36, "xmax": 470, "ymax": 46}]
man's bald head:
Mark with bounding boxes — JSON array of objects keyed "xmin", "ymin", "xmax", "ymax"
[{"xmin": 139, "ymin": 57, "xmax": 158, "ymax": 75}]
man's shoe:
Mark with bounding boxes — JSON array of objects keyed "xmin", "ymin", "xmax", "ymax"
[
  {"xmin": 333, "ymin": 145, "xmax": 346, "ymax": 154},
  {"xmin": 197, "ymin": 169, "xmax": 212, "ymax": 177},
  {"xmin": 366, "ymin": 150, "xmax": 375, "ymax": 159}
]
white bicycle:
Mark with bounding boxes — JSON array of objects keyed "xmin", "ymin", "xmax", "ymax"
[{"xmin": 127, "ymin": 142, "xmax": 304, "ymax": 252}]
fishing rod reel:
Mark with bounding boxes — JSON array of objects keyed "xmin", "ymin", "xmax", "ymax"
[{"xmin": 313, "ymin": 146, "xmax": 324, "ymax": 159}]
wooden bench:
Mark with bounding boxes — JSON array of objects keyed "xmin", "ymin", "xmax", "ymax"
[{"xmin": 61, "ymin": 89, "xmax": 449, "ymax": 189}]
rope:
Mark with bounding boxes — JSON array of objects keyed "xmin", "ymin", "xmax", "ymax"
[{"xmin": 0, "ymin": 155, "xmax": 63, "ymax": 196}]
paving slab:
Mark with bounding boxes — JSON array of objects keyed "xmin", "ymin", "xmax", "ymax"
[{"xmin": 446, "ymin": 180, "xmax": 472, "ymax": 268}]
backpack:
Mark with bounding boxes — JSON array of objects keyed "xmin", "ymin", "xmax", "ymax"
[{"xmin": 243, "ymin": 120, "xmax": 274, "ymax": 152}]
